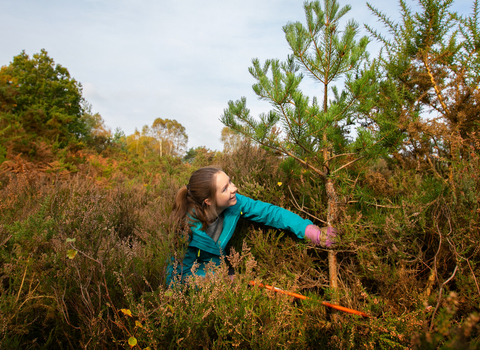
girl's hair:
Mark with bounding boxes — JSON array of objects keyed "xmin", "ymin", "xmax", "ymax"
[{"xmin": 171, "ymin": 166, "xmax": 223, "ymax": 231}]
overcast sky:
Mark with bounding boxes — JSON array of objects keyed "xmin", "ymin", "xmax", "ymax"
[{"xmin": 1, "ymin": 0, "xmax": 473, "ymax": 151}]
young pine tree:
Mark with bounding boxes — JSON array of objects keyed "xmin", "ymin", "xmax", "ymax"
[{"xmin": 222, "ymin": 0, "xmax": 379, "ymax": 297}]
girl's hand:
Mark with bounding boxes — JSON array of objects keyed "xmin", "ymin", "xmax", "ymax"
[{"xmin": 305, "ymin": 225, "xmax": 337, "ymax": 248}]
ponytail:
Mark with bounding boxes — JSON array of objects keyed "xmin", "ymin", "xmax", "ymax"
[
  {"xmin": 171, "ymin": 167, "xmax": 223, "ymax": 231},
  {"xmin": 171, "ymin": 185, "xmax": 189, "ymax": 225}
]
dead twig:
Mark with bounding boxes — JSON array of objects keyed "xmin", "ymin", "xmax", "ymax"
[
  {"xmin": 287, "ymin": 185, "xmax": 327, "ymax": 224},
  {"xmin": 364, "ymin": 201, "xmax": 401, "ymax": 209},
  {"xmin": 424, "ymin": 210, "xmax": 444, "ymax": 301},
  {"xmin": 466, "ymin": 259, "xmax": 480, "ymax": 298},
  {"xmin": 332, "ymin": 156, "xmax": 365, "ymax": 175},
  {"xmin": 16, "ymin": 266, "xmax": 28, "ymax": 303},
  {"xmin": 0, "ymin": 234, "xmax": 12, "ymax": 247},
  {"xmin": 429, "ymin": 265, "xmax": 458, "ymax": 332}
]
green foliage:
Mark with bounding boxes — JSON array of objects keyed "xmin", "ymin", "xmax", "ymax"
[
  {"xmin": 183, "ymin": 146, "xmax": 217, "ymax": 166},
  {"xmin": 222, "ymin": 0, "xmax": 378, "ymax": 180},
  {"xmin": 0, "ymin": 49, "xmax": 86, "ymax": 148},
  {"xmin": 0, "ymin": 144, "xmax": 6, "ymax": 165},
  {"xmin": 366, "ymin": 0, "xmax": 480, "ymax": 163}
]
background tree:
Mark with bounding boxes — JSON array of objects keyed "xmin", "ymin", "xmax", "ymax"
[
  {"xmin": 111, "ymin": 127, "xmax": 127, "ymax": 152},
  {"xmin": 183, "ymin": 146, "xmax": 217, "ymax": 166},
  {"xmin": 0, "ymin": 49, "xmax": 86, "ymax": 147},
  {"xmin": 0, "ymin": 66, "xmax": 20, "ymax": 162},
  {"xmin": 222, "ymin": 0, "xmax": 376, "ymax": 296},
  {"xmin": 125, "ymin": 119, "xmax": 188, "ymax": 158},
  {"xmin": 151, "ymin": 117, "xmax": 188, "ymax": 157},
  {"xmin": 77, "ymin": 101, "xmax": 116, "ymax": 153},
  {"xmin": 126, "ymin": 128, "xmax": 142, "ymax": 156},
  {"xmin": 220, "ymin": 126, "xmax": 246, "ymax": 154},
  {"xmin": 141, "ymin": 125, "xmax": 155, "ymax": 158}
]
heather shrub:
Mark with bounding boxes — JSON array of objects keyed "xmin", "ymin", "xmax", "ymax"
[
  {"xmin": 1, "ymin": 134, "xmax": 479, "ymax": 348},
  {"xmin": 0, "ymin": 160, "xmax": 188, "ymax": 348}
]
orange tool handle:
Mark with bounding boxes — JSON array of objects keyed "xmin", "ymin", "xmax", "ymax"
[
  {"xmin": 249, "ymin": 280, "xmax": 370, "ymax": 318},
  {"xmin": 249, "ymin": 281, "xmax": 308, "ymax": 299}
]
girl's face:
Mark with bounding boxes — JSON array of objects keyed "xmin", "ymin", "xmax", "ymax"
[{"xmin": 206, "ymin": 171, "xmax": 237, "ymax": 213}]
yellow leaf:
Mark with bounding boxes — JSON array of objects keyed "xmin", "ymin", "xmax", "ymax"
[
  {"xmin": 128, "ymin": 336, "xmax": 137, "ymax": 347},
  {"xmin": 120, "ymin": 308, "xmax": 132, "ymax": 317},
  {"xmin": 67, "ymin": 249, "xmax": 77, "ymax": 259},
  {"xmin": 135, "ymin": 320, "xmax": 144, "ymax": 329}
]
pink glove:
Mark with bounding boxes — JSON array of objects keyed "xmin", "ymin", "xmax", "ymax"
[{"xmin": 305, "ymin": 225, "xmax": 337, "ymax": 248}]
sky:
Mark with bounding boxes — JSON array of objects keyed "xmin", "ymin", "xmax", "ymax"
[{"xmin": 0, "ymin": 0, "xmax": 473, "ymax": 151}]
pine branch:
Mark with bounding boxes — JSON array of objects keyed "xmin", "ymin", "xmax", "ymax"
[
  {"xmin": 331, "ymin": 155, "xmax": 364, "ymax": 174},
  {"xmin": 288, "ymin": 185, "xmax": 327, "ymax": 224}
]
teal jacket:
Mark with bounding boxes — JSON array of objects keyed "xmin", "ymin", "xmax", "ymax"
[{"xmin": 166, "ymin": 194, "xmax": 313, "ymax": 285}]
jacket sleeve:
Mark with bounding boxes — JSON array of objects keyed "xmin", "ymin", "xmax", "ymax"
[{"xmin": 237, "ymin": 194, "xmax": 313, "ymax": 239}]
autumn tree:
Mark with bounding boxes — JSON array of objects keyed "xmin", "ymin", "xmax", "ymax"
[
  {"xmin": 220, "ymin": 126, "xmax": 246, "ymax": 154},
  {"xmin": 151, "ymin": 118, "xmax": 188, "ymax": 157},
  {"xmin": 141, "ymin": 125, "xmax": 155, "ymax": 157},
  {"xmin": 80, "ymin": 106, "xmax": 116, "ymax": 152},
  {"xmin": 125, "ymin": 126, "xmax": 153, "ymax": 157},
  {"xmin": 126, "ymin": 128, "xmax": 141, "ymax": 156},
  {"xmin": 126, "ymin": 119, "xmax": 188, "ymax": 158},
  {"xmin": 222, "ymin": 0, "xmax": 377, "ymax": 296}
]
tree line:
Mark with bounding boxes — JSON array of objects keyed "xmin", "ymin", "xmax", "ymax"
[{"xmin": 0, "ymin": 50, "xmax": 189, "ymax": 163}]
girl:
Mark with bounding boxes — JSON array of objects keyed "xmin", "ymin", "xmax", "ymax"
[{"xmin": 167, "ymin": 166, "xmax": 336, "ymax": 285}]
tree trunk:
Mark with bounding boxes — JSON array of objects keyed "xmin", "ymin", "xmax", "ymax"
[
  {"xmin": 326, "ymin": 179, "xmax": 339, "ymax": 301},
  {"xmin": 328, "ymin": 250, "xmax": 338, "ymax": 298},
  {"xmin": 324, "ymin": 81, "xmax": 339, "ymax": 301}
]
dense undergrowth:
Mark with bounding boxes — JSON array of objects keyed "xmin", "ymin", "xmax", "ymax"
[{"xmin": 0, "ymin": 139, "xmax": 479, "ymax": 349}]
